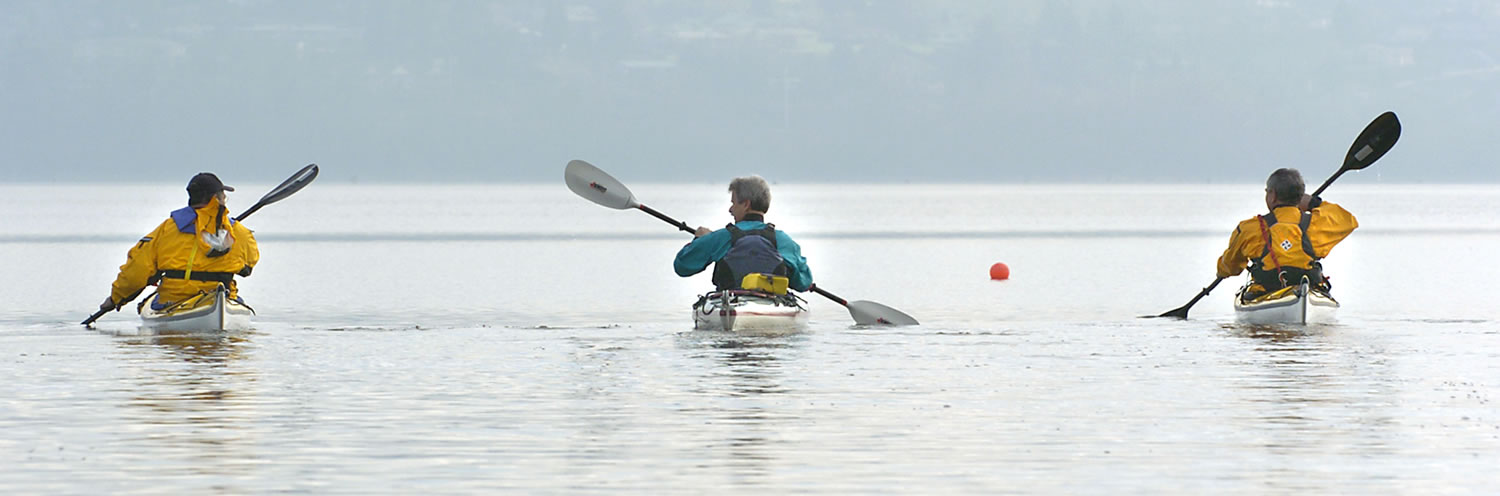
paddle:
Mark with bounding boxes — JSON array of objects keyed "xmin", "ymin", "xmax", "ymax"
[
  {"xmin": 1153, "ymin": 111, "xmax": 1401, "ymax": 319},
  {"xmin": 564, "ymin": 159, "xmax": 694, "ymax": 234},
  {"xmin": 1154, "ymin": 277, "xmax": 1225, "ymax": 320},
  {"xmin": 565, "ymin": 159, "xmax": 919, "ymax": 326},
  {"xmin": 807, "ymin": 285, "xmax": 920, "ymax": 326},
  {"xmin": 1313, "ymin": 110, "xmax": 1401, "ymax": 196},
  {"xmin": 82, "ymin": 164, "xmax": 321, "ymax": 327},
  {"xmin": 233, "ymin": 163, "xmax": 321, "ymax": 221}
]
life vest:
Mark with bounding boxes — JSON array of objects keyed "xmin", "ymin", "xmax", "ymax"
[
  {"xmin": 1249, "ymin": 209, "xmax": 1323, "ymax": 290},
  {"xmin": 712, "ymin": 223, "xmax": 789, "ymax": 291},
  {"xmin": 164, "ymin": 204, "xmax": 242, "ymax": 281}
]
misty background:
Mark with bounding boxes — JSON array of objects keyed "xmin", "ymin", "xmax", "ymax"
[{"xmin": 1, "ymin": 1, "xmax": 1495, "ymax": 184}]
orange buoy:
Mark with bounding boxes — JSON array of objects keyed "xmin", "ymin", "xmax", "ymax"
[{"xmin": 989, "ymin": 262, "xmax": 1010, "ymax": 280}]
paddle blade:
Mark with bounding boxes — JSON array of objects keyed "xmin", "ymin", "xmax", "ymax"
[
  {"xmin": 260, "ymin": 163, "xmax": 319, "ymax": 205},
  {"xmin": 1149, "ymin": 277, "xmax": 1223, "ymax": 320},
  {"xmin": 848, "ymin": 300, "xmax": 920, "ymax": 326},
  {"xmin": 565, "ymin": 160, "xmax": 638, "ymax": 210},
  {"xmin": 81, "ymin": 308, "xmax": 108, "ymax": 326},
  {"xmin": 234, "ymin": 163, "xmax": 319, "ymax": 222},
  {"xmin": 1343, "ymin": 111, "xmax": 1400, "ymax": 171},
  {"xmin": 1155, "ymin": 306, "xmax": 1190, "ymax": 320}
]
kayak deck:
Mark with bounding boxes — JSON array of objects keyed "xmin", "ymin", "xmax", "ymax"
[
  {"xmin": 139, "ymin": 285, "xmax": 254, "ymax": 332},
  {"xmin": 692, "ymin": 290, "xmax": 809, "ymax": 332},
  {"xmin": 1233, "ymin": 279, "xmax": 1338, "ymax": 325}
]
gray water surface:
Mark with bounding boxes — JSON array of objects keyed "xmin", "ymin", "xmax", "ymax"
[
  {"xmin": 6, "ymin": 319, "xmax": 1496, "ymax": 494},
  {"xmin": 2, "ymin": 184, "xmax": 1498, "ymax": 493}
]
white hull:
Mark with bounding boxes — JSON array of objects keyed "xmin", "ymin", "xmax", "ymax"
[
  {"xmin": 693, "ymin": 290, "xmax": 808, "ymax": 332},
  {"xmin": 1233, "ymin": 279, "xmax": 1338, "ymax": 325},
  {"xmin": 140, "ymin": 286, "xmax": 254, "ymax": 332}
]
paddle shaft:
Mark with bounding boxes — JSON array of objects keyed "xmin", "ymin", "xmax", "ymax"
[
  {"xmin": 638, "ymin": 204, "xmax": 694, "ymax": 234},
  {"xmin": 809, "ymin": 285, "xmax": 849, "ymax": 307},
  {"xmin": 235, "ymin": 203, "xmax": 265, "ymax": 222},
  {"xmin": 1175, "ymin": 277, "xmax": 1224, "ymax": 314},
  {"xmin": 1310, "ymin": 168, "xmax": 1345, "ymax": 198}
]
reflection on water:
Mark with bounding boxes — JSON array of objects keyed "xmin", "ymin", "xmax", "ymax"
[
  {"xmin": 1223, "ymin": 323, "xmax": 1331, "ymax": 344},
  {"xmin": 112, "ymin": 330, "xmax": 260, "ymax": 482},
  {"xmin": 691, "ymin": 332, "xmax": 794, "ymax": 397},
  {"xmin": 116, "ymin": 329, "xmax": 251, "ymax": 364},
  {"xmin": 675, "ymin": 330, "xmax": 803, "ymax": 485},
  {"xmin": 1221, "ymin": 322, "xmax": 1400, "ymax": 466},
  {"xmin": 0, "ymin": 317, "xmax": 1493, "ymax": 493}
]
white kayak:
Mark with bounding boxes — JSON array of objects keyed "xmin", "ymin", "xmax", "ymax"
[
  {"xmin": 693, "ymin": 290, "xmax": 809, "ymax": 332},
  {"xmin": 140, "ymin": 285, "xmax": 254, "ymax": 332},
  {"xmin": 1233, "ymin": 278, "xmax": 1338, "ymax": 325}
]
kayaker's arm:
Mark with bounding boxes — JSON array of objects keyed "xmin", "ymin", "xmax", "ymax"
[
  {"xmin": 1307, "ymin": 201, "xmax": 1358, "ymax": 257},
  {"xmin": 776, "ymin": 231, "xmax": 813, "ymax": 291},
  {"xmin": 1215, "ymin": 220, "xmax": 1258, "ymax": 279},
  {"xmin": 673, "ymin": 229, "xmax": 731, "ymax": 277},
  {"xmin": 237, "ymin": 221, "xmax": 259, "ymax": 276},
  {"xmin": 109, "ymin": 224, "xmax": 164, "ymax": 305}
]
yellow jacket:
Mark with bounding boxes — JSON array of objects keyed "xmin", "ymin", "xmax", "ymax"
[
  {"xmin": 109, "ymin": 196, "xmax": 259, "ymax": 305},
  {"xmin": 1216, "ymin": 201, "xmax": 1357, "ymax": 279}
]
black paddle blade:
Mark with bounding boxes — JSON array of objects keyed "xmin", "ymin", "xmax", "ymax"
[
  {"xmin": 261, "ymin": 163, "xmax": 320, "ymax": 205},
  {"xmin": 1147, "ymin": 277, "xmax": 1224, "ymax": 320},
  {"xmin": 81, "ymin": 307, "xmax": 110, "ymax": 326},
  {"xmin": 234, "ymin": 164, "xmax": 319, "ymax": 222},
  {"xmin": 1155, "ymin": 306, "xmax": 1190, "ymax": 319},
  {"xmin": 1343, "ymin": 111, "xmax": 1400, "ymax": 171}
]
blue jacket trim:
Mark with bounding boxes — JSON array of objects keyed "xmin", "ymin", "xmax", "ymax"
[
  {"xmin": 171, "ymin": 207, "xmax": 197, "ymax": 234},
  {"xmin": 170, "ymin": 206, "xmax": 236, "ymax": 234}
]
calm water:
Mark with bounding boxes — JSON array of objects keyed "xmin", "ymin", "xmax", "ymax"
[{"xmin": 2, "ymin": 183, "xmax": 1498, "ymax": 493}]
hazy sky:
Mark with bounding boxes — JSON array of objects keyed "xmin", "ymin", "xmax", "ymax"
[{"xmin": 1, "ymin": 1, "xmax": 1496, "ymax": 183}]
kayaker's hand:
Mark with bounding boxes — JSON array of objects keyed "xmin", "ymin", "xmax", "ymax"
[
  {"xmin": 99, "ymin": 297, "xmax": 116, "ymax": 312},
  {"xmin": 694, "ymin": 226, "xmax": 711, "ymax": 238},
  {"xmin": 1298, "ymin": 194, "xmax": 1322, "ymax": 211}
]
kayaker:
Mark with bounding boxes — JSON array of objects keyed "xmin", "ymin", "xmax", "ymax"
[
  {"xmin": 674, "ymin": 175, "xmax": 813, "ymax": 292},
  {"xmin": 1216, "ymin": 168, "xmax": 1357, "ymax": 299},
  {"xmin": 98, "ymin": 173, "xmax": 260, "ymax": 313}
]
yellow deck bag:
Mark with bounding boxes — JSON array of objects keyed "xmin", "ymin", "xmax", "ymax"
[{"xmin": 741, "ymin": 273, "xmax": 790, "ymax": 295}]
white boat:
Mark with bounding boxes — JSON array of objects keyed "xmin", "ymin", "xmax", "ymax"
[
  {"xmin": 140, "ymin": 285, "xmax": 254, "ymax": 332},
  {"xmin": 1233, "ymin": 278, "xmax": 1338, "ymax": 325},
  {"xmin": 693, "ymin": 290, "xmax": 809, "ymax": 332}
]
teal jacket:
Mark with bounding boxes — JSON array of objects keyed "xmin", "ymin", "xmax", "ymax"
[{"xmin": 673, "ymin": 219, "xmax": 813, "ymax": 291}]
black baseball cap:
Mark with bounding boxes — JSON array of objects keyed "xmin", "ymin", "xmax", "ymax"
[{"xmin": 187, "ymin": 173, "xmax": 234, "ymax": 203}]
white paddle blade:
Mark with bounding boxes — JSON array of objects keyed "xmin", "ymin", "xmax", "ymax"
[
  {"xmin": 565, "ymin": 160, "xmax": 638, "ymax": 210},
  {"xmin": 848, "ymin": 300, "xmax": 920, "ymax": 326}
]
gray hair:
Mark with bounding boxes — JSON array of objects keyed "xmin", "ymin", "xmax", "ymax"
[
  {"xmin": 728, "ymin": 175, "xmax": 772, "ymax": 212},
  {"xmin": 1266, "ymin": 168, "xmax": 1305, "ymax": 206}
]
